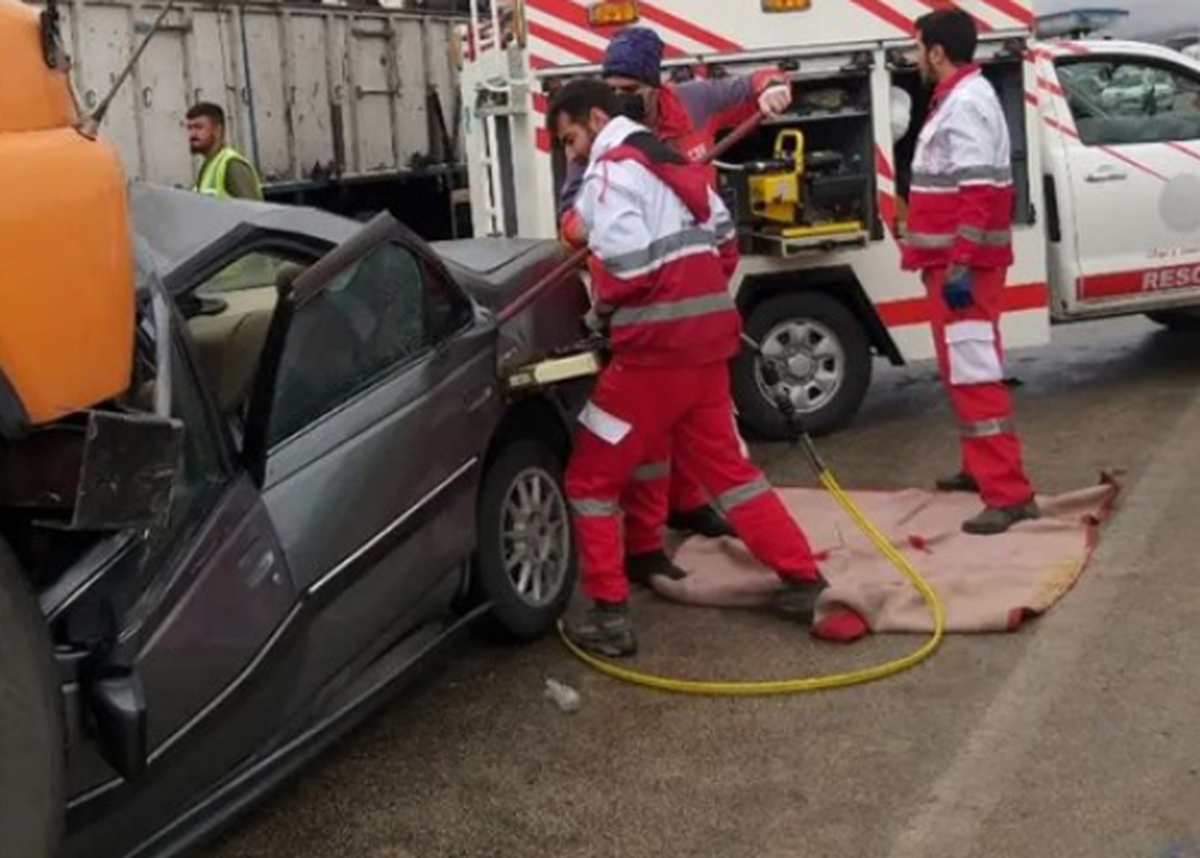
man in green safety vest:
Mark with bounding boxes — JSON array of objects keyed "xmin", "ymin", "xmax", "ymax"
[{"xmin": 187, "ymin": 102, "xmax": 264, "ymax": 200}]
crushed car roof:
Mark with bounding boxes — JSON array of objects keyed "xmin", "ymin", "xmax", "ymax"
[{"xmin": 129, "ymin": 183, "xmax": 360, "ymax": 287}]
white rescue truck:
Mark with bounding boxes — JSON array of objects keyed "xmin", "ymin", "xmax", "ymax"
[{"xmin": 456, "ymin": 0, "xmax": 1200, "ymax": 440}]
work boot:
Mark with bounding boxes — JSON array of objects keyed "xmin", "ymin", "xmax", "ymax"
[
  {"xmin": 625, "ymin": 550, "xmax": 687, "ymax": 586},
  {"xmin": 962, "ymin": 500, "xmax": 1041, "ymax": 536},
  {"xmin": 935, "ymin": 471, "xmax": 979, "ymax": 493},
  {"xmin": 564, "ymin": 602, "xmax": 638, "ymax": 658},
  {"xmin": 668, "ymin": 504, "xmax": 735, "ymax": 538},
  {"xmin": 771, "ymin": 574, "xmax": 830, "ymax": 626}
]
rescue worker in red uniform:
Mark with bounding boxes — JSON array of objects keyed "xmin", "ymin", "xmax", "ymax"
[
  {"xmin": 549, "ymin": 80, "xmax": 861, "ymax": 657},
  {"xmin": 903, "ymin": 9, "xmax": 1040, "ymax": 535},
  {"xmin": 558, "ymin": 26, "xmax": 794, "ymax": 583}
]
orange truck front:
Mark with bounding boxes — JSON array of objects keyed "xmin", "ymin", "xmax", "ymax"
[{"xmin": 0, "ymin": 0, "xmax": 133, "ymax": 434}]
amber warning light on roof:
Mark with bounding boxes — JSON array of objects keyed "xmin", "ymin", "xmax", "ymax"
[
  {"xmin": 587, "ymin": 1, "xmax": 640, "ymax": 27},
  {"xmin": 762, "ymin": 0, "xmax": 812, "ymax": 11}
]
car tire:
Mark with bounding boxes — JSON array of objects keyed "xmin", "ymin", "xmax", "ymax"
[
  {"xmin": 473, "ymin": 439, "xmax": 577, "ymax": 642},
  {"xmin": 0, "ymin": 539, "xmax": 64, "ymax": 858},
  {"xmin": 733, "ymin": 291, "xmax": 873, "ymax": 441},
  {"xmin": 1146, "ymin": 310, "xmax": 1200, "ymax": 331}
]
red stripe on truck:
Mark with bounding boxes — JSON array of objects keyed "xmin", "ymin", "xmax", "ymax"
[
  {"xmin": 1078, "ymin": 264, "xmax": 1200, "ymax": 300},
  {"xmin": 1168, "ymin": 141, "xmax": 1200, "ymax": 164},
  {"xmin": 875, "ymin": 146, "xmax": 895, "ymax": 181},
  {"xmin": 530, "ymin": 0, "xmax": 689, "ymax": 61},
  {"xmin": 527, "ymin": 20, "xmax": 604, "ymax": 63},
  {"xmin": 875, "ymin": 146, "xmax": 899, "ymax": 242},
  {"xmin": 912, "ymin": 0, "xmax": 994, "ymax": 32},
  {"xmin": 975, "ymin": 0, "xmax": 1035, "ymax": 26},
  {"xmin": 637, "ymin": 0, "xmax": 742, "ymax": 53},
  {"xmin": 878, "ymin": 283, "xmax": 1050, "ymax": 327},
  {"xmin": 1037, "ymin": 76, "xmax": 1065, "ymax": 97},
  {"xmin": 1044, "ymin": 116, "xmax": 1169, "ymax": 183},
  {"xmin": 845, "ymin": 0, "xmax": 915, "ymax": 34}
]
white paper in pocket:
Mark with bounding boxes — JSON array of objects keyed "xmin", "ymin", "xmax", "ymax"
[{"xmin": 578, "ymin": 401, "xmax": 633, "ymax": 445}]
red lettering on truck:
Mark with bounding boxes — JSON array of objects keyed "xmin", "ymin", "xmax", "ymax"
[{"xmin": 1079, "ymin": 263, "xmax": 1200, "ymax": 300}]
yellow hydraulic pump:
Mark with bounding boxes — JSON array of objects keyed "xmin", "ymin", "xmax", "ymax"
[
  {"xmin": 739, "ymin": 128, "xmax": 868, "ymax": 245},
  {"xmin": 747, "ymin": 129, "xmax": 806, "ymax": 226}
]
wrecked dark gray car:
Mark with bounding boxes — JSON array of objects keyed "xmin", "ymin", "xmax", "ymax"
[{"xmin": 2, "ymin": 184, "xmax": 591, "ymax": 858}]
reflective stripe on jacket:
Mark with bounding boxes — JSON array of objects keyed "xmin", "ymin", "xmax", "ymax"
[
  {"xmin": 194, "ymin": 145, "xmax": 262, "ymax": 199},
  {"xmin": 901, "ymin": 65, "xmax": 1015, "ymax": 272},
  {"xmin": 573, "ymin": 116, "xmax": 741, "ymax": 367}
]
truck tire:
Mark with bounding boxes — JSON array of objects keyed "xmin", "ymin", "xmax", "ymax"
[
  {"xmin": 0, "ymin": 540, "xmax": 64, "ymax": 858},
  {"xmin": 1146, "ymin": 310, "xmax": 1200, "ymax": 331},
  {"xmin": 733, "ymin": 291, "xmax": 873, "ymax": 441},
  {"xmin": 473, "ymin": 439, "xmax": 578, "ymax": 642}
]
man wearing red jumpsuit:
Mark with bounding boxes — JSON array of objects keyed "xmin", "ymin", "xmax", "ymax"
[
  {"xmin": 903, "ymin": 9, "xmax": 1040, "ymax": 535},
  {"xmin": 548, "ymin": 80, "xmax": 854, "ymax": 658},
  {"xmin": 558, "ymin": 26, "xmax": 793, "ymax": 582}
]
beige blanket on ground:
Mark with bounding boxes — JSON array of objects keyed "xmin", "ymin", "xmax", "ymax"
[{"xmin": 652, "ymin": 477, "xmax": 1120, "ymax": 638}]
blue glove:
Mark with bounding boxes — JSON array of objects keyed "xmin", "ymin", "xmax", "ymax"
[{"xmin": 943, "ymin": 267, "xmax": 975, "ymax": 311}]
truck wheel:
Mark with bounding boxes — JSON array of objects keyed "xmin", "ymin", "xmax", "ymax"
[
  {"xmin": 473, "ymin": 439, "xmax": 577, "ymax": 642},
  {"xmin": 733, "ymin": 291, "xmax": 872, "ymax": 440},
  {"xmin": 1146, "ymin": 310, "xmax": 1200, "ymax": 331},
  {"xmin": 0, "ymin": 540, "xmax": 64, "ymax": 858}
]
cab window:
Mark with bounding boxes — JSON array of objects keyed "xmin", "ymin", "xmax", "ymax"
[{"xmin": 1057, "ymin": 58, "xmax": 1200, "ymax": 146}]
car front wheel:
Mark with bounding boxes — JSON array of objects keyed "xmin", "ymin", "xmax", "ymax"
[
  {"xmin": 474, "ymin": 439, "xmax": 577, "ymax": 642},
  {"xmin": 0, "ymin": 539, "xmax": 64, "ymax": 858}
]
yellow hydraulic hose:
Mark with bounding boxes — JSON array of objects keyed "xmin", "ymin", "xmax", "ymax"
[{"xmin": 557, "ymin": 341, "xmax": 948, "ymax": 695}]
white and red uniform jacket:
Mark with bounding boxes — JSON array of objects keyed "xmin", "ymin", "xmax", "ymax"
[
  {"xmin": 572, "ymin": 116, "xmax": 742, "ymax": 367},
  {"xmin": 901, "ymin": 64, "xmax": 1015, "ymax": 272}
]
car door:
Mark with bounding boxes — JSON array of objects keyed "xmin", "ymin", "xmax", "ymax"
[
  {"xmin": 1048, "ymin": 52, "xmax": 1200, "ymax": 315},
  {"xmin": 241, "ymin": 214, "xmax": 501, "ymax": 705}
]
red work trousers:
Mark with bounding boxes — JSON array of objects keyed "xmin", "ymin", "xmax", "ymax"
[
  {"xmin": 565, "ymin": 360, "xmax": 820, "ymax": 605},
  {"xmin": 923, "ymin": 267, "xmax": 1035, "ymax": 508}
]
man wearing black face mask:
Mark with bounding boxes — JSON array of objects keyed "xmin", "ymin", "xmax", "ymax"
[{"xmin": 557, "ymin": 26, "xmax": 792, "ymax": 586}]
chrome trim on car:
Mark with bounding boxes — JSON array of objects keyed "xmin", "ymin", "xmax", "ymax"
[{"xmin": 310, "ymin": 457, "xmax": 479, "ymax": 596}]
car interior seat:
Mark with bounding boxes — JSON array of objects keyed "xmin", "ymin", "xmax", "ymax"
[{"xmin": 187, "ymin": 261, "xmax": 308, "ymax": 418}]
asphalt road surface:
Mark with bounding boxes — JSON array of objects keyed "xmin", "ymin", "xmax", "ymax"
[{"xmin": 206, "ymin": 316, "xmax": 1200, "ymax": 858}]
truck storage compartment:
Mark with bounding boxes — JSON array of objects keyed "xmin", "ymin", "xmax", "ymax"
[{"xmin": 714, "ymin": 62, "xmax": 876, "ymax": 258}]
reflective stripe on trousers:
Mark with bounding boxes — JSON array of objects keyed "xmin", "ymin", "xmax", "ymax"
[
  {"xmin": 713, "ymin": 478, "xmax": 770, "ymax": 515},
  {"xmin": 906, "ymin": 227, "xmax": 1011, "ymax": 250},
  {"xmin": 960, "ymin": 417, "xmax": 1014, "ymax": 439},
  {"xmin": 570, "ymin": 499, "xmax": 620, "ymax": 517}
]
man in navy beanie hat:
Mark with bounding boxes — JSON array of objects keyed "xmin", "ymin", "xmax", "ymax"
[
  {"xmin": 602, "ymin": 25, "xmax": 666, "ymax": 87},
  {"xmin": 557, "ymin": 25, "xmax": 793, "ymax": 587}
]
